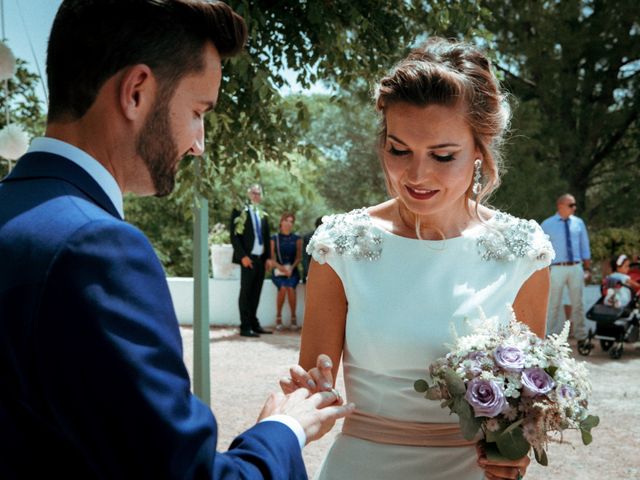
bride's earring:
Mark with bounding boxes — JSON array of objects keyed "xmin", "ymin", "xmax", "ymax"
[{"xmin": 472, "ymin": 159, "xmax": 482, "ymax": 196}]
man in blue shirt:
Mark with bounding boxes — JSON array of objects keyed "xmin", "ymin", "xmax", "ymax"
[{"xmin": 541, "ymin": 194, "xmax": 592, "ymax": 345}]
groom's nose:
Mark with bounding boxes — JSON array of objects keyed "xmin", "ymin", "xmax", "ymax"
[{"xmin": 189, "ymin": 122, "xmax": 205, "ymax": 156}]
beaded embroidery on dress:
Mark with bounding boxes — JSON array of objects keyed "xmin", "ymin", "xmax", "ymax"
[
  {"xmin": 476, "ymin": 211, "xmax": 554, "ymax": 266},
  {"xmin": 307, "ymin": 208, "xmax": 383, "ymax": 264}
]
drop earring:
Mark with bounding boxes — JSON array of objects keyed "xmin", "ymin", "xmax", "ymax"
[{"xmin": 472, "ymin": 159, "xmax": 482, "ymax": 196}]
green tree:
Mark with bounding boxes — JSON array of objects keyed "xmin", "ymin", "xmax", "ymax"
[
  {"xmin": 483, "ymin": 0, "xmax": 640, "ymax": 226},
  {"xmin": 590, "ymin": 227, "xmax": 640, "ymax": 263},
  {"xmin": 287, "ymin": 93, "xmax": 387, "ymax": 213}
]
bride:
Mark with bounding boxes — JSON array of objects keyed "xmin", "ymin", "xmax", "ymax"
[{"xmin": 282, "ymin": 37, "xmax": 553, "ymax": 480}]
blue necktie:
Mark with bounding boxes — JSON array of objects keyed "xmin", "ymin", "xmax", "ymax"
[
  {"xmin": 563, "ymin": 218, "xmax": 574, "ymax": 262},
  {"xmin": 253, "ymin": 209, "xmax": 263, "ymax": 245}
]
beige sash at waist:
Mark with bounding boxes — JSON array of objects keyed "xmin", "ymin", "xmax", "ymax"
[{"xmin": 342, "ymin": 410, "xmax": 477, "ymax": 447}]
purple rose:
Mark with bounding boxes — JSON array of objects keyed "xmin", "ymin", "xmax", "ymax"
[
  {"xmin": 494, "ymin": 345, "xmax": 525, "ymax": 372},
  {"xmin": 521, "ymin": 368, "xmax": 555, "ymax": 397},
  {"xmin": 557, "ymin": 384, "xmax": 575, "ymax": 399},
  {"xmin": 464, "ymin": 378, "xmax": 506, "ymax": 418}
]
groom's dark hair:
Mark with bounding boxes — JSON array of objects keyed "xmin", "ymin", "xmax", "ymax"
[{"xmin": 46, "ymin": 0, "xmax": 247, "ymax": 122}]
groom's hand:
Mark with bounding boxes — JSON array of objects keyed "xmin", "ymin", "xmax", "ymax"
[{"xmin": 258, "ymin": 388, "xmax": 355, "ymax": 445}]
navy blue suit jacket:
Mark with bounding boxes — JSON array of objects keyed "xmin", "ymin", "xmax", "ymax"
[{"xmin": 0, "ymin": 152, "xmax": 307, "ymax": 479}]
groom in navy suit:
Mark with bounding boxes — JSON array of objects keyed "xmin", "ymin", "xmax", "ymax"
[{"xmin": 0, "ymin": 1, "xmax": 352, "ymax": 479}]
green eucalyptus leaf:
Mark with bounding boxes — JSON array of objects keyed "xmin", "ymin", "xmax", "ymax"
[
  {"xmin": 483, "ymin": 441, "xmax": 510, "ymax": 463},
  {"xmin": 579, "ymin": 415, "xmax": 599, "ymax": 445},
  {"xmin": 414, "ymin": 379, "xmax": 429, "ymax": 393},
  {"xmin": 580, "ymin": 415, "xmax": 600, "ymax": 431},
  {"xmin": 496, "ymin": 427, "xmax": 531, "ymax": 460},
  {"xmin": 444, "ymin": 369, "xmax": 466, "ymax": 396},
  {"xmin": 458, "ymin": 414, "xmax": 481, "ymax": 441},
  {"xmin": 452, "ymin": 396, "xmax": 473, "ymax": 420},
  {"xmin": 581, "ymin": 429, "xmax": 593, "ymax": 445},
  {"xmin": 534, "ymin": 447, "xmax": 549, "ymax": 466},
  {"xmin": 485, "ymin": 429, "xmax": 501, "ymax": 443}
]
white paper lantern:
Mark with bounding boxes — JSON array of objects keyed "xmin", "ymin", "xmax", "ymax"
[
  {"xmin": 0, "ymin": 42, "xmax": 17, "ymax": 82},
  {"xmin": 0, "ymin": 123, "xmax": 30, "ymax": 160}
]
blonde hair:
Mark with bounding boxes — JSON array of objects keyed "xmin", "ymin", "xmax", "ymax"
[{"xmin": 374, "ymin": 37, "xmax": 511, "ymax": 212}]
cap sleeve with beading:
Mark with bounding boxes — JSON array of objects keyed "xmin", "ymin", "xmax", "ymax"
[
  {"xmin": 306, "ymin": 209, "xmax": 383, "ymax": 279},
  {"xmin": 476, "ymin": 211, "xmax": 555, "ymax": 275}
]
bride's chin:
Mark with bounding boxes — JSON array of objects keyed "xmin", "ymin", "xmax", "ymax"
[{"xmin": 398, "ymin": 197, "xmax": 441, "ymax": 217}]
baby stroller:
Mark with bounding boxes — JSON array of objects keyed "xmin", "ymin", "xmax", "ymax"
[{"xmin": 579, "ymin": 272, "xmax": 640, "ymax": 359}]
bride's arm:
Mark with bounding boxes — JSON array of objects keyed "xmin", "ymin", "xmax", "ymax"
[
  {"xmin": 299, "ymin": 260, "xmax": 347, "ymax": 382},
  {"xmin": 279, "ymin": 260, "xmax": 347, "ymax": 395},
  {"xmin": 512, "ymin": 268, "xmax": 550, "ymax": 338}
]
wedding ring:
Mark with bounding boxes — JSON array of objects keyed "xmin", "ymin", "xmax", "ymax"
[{"xmin": 330, "ymin": 387, "xmax": 341, "ymax": 399}]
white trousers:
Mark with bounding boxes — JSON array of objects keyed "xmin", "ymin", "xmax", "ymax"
[{"xmin": 547, "ymin": 264, "xmax": 587, "ymax": 339}]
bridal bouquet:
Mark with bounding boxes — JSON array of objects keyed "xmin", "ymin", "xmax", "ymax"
[{"xmin": 414, "ymin": 306, "xmax": 599, "ymax": 465}]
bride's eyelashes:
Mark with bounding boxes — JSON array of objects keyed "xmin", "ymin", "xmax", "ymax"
[
  {"xmin": 386, "ymin": 146, "xmax": 457, "ymax": 163},
  {"xmin": 387, "ymin": 146, "xmax": 410, "ymax": 156},
  {"xmin": 432, "ymin": 153, "xmax": 455, "ymax": 163}
]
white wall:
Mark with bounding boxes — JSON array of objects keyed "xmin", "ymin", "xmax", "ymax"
[
  {"xmin": 167, "ymin": 277, "xmax": 305, "ymax": 327},
  {"xmin": 168, "ymin": 278, "xmax": 601, "ymax": 331}
]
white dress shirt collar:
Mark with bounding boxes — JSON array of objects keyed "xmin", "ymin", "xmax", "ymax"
[{"xmin": 28, "ymin": 137, "xmax": 125, "ymax": 219}]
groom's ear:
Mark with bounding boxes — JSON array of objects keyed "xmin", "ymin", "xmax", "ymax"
[{"xmin": 118, "ymin": 64, "xmax": 157, "ymax": 122}]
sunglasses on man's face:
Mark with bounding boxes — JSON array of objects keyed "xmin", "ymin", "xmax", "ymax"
[{"xmin": 568, "ymin": 203, "xmax": 577, "ymax": 208}]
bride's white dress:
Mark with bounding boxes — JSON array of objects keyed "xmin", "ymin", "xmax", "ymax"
[{"xmin": 307, "ymin": 209, "xmax": 554, "ymax": 480}]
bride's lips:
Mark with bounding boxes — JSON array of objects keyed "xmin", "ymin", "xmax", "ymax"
[{"xmin": 405, "ymin": 185, "xmax": 439, "ymax": 200}]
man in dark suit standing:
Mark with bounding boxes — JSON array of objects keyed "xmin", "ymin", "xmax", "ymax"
[
  {"xmin": 231, "ymin": 184, "xmax": 272, "ymax": 337},
  {"xmin": 0, "ymin": 1, "xmax": 352, "ymax": 479}
]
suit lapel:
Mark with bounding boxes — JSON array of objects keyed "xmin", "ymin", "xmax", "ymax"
[{"xmin": 4, "ymin": 152, "xmax": 122, "ymax": 219}]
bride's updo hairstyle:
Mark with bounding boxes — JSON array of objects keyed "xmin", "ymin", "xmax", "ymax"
[{"xmin": 374, "ymin": 37, "xmax": 511, "ymax": 209}]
